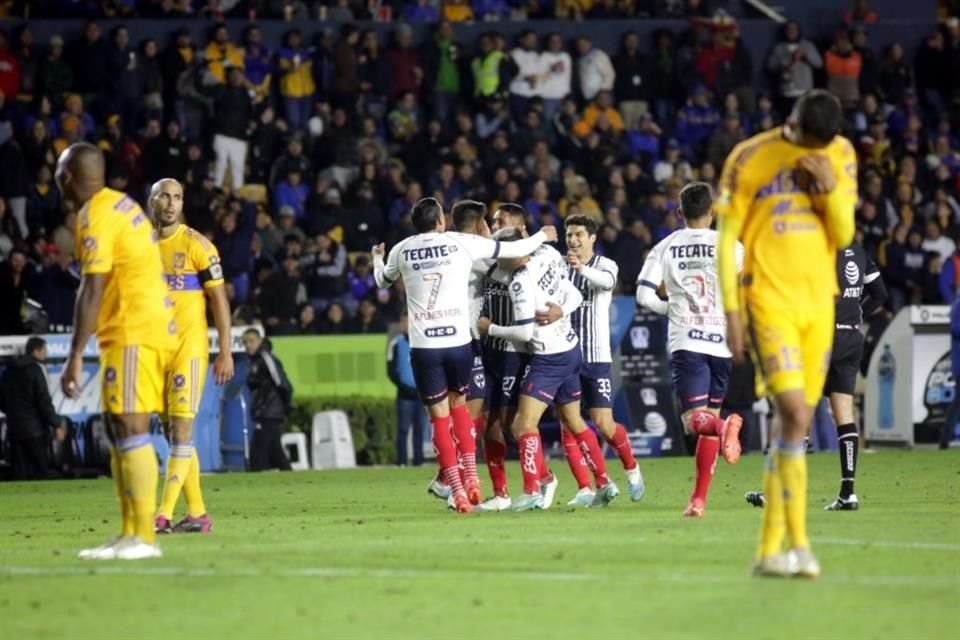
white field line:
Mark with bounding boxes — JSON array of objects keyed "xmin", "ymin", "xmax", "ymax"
[{"xmin": 1, "ymin": 565, "xmax": 957, "ymax": 587}]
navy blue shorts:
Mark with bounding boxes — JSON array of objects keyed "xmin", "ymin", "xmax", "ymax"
[
  {"xmin": 670, "ymin": 349, "xmax": 732, "ymax": 413},
  {"xmin": 410, "ymin": 343, "xmax": 474, "ymax": 406},
  {"xmin": 580, "ymin": 361, "xmax": 614, "ymax": 410},
  {"xmin": 488, "ymin": 350, "xmax": 530, "ymax": 411},
  {"xmin": 468, "ymin": 340, "xmax": 487, "ymax": 403},
  {"xmin": 521, "ymin": 347, "xmax": 583, "ymax": 406}
]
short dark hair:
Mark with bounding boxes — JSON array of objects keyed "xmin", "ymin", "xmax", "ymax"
[
  {"xmin": 564, "ymin": 215, "xmax": 597, "ymax": 235},
  {"xmin": 25, "ymin": 336, "xmax": 46, "ymax": 356},
  {"xmin": 411, "ymin": 197, "xmax": 444, "ymax": 233},
  {"xmin": 679, "ymin": 182, "xmax": 713, "ymax": 221},
  {"xmin": 795, "ymin": 90, "xmax": 843, "ymax": 147},
  {"xmin": 495, "ymin": 203, "xmax": 526, "ymax": 224},
  {"xmin": 243, "ymin": 328, "xmax": 262, "ymax": 339},
  {"xmin": 451, "ymin": 199, "xmax": 487, "ymax": 231}
]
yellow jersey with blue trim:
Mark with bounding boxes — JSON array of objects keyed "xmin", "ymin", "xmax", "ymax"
[
  {"xmin": 157, "ymin": 224, "xmax": 224, "ymax": 351},
  {"xmin": 76, "ymin": 187, "xmax": 176, "ymax": 350}
]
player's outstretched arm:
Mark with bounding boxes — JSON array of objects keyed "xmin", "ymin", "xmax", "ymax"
[
  {"xmin": 579, "ymin": 261, "xmax": 618, "ymax": 291},
  {"xmin": 207, "ymin": 283, "xmax": 235, "ymax": 385},
  {"xmin": 372, "ymin": 243, "xmax": 399, "ymax": 289},
  {"xmin": 62, "ymin": 273, "xmax": 106, "ymax": 398}
]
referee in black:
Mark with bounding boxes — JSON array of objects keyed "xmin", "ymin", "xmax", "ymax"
[{"xmin": 746, "ymin": 241, "xmax": 887, "ymax": 511}]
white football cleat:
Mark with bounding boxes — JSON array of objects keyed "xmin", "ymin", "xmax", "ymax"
[
  {"xmin": 78, "ymin": 536, "xmax": 125, "ymax": 560},
  {"xmin": 752, "ymin": 553, "xmax": 796, "ymax": 578},
  {"xmin": 426, "ymin": 477, "xmax": 451, "ymax": 501},
  {"xmin": 790, "ymin": 548, "xmax": 821, "ymax": 579},
  {"xmin": 510, "ymin": 492, "xmax": 545, "ymax": 512},
  {"xmin": 590, "ymin": 481, "xmax": 620, "ymax": 508},
  {"xmin": 540, "ymin": 473, "xmax": 559, "ymax": 510},
  {"xmin": 626, "ymin": 466, "xmax": 645, "ymax": 502},
  {"xmin": 475, "ymin": 495, "xmax": 512, "ymax": 512},
  {"xmin": 113, "ymin": 537, "xmax": 163, "ymax": 560},
  {"xmin": 566, "ymin": 487, "xmax": 595, "ymax": 507}
]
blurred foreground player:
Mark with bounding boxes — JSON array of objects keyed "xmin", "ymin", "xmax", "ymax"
[
  {"xmin": 373, "ymin": 197, "xmax": 554, "ymax": 512},
  {"xmin": 150, "ymin": 179, "xmax": 235, "ymax": 534},
  {"xmin": 637, "ymin": 183, "xmax": 744, "ymax": 517},
  {"xmin": 717, "ymin": 90, "xmax": 857, "ymax": 577},
  {"xmin": 57, "ymin": 143, "xmax": 177, "ymax": 560}
]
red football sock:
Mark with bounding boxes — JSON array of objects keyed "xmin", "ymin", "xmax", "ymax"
[
  {"xmin": 517, "ymin": 433, "xmax": 542, "ymax": 494},
  {"xmin": 692, "ymin": 435, "xmax": 720, "ymax": 502},
  {"xmin": 484, "ymin": 436, "xmax": 508, "ymax": 497},
  {"xmin": 537, "ymin": 439, "xmax": 551, "ymax": 481},
  {"xmin": 606, "ymin": 423, "xmax": 638, "ymax": 471},
  {"xmin": 562, "ymin": 428, "xmax": 591, "ymax": 489},
  {"xmin": 432, "ymin": 415, "xmax": 463, "ymax": 494},
  {"xmin": 689, "ymin": 411, "xmax": 724, "ymax": 437},
  {"xmin": 450, "ymin": 405, "xmax": 478, "ymax": 484},
  {"xmin": 575, "ymin": 429, "xmax": 610, "ymax": 488},
  {"xmin": 473, "ymin": 415, "xmax": 487, "ymax": 439}
]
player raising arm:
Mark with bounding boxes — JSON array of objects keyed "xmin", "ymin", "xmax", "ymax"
[
  {"xmin": 637, "ymin": 183, "xmax": 744, "ymax": 518},
  {"xmin": 716, "ymin": 89, "xmax": 856, "ymax": 578},
  {"xmin": 373, "ymin": 197, "xmax": 555, "ymax": 513},
  {"xmin": 58, "ymin": 143, "xmax": 177, "ymax": 560},
  {"xmin": 150, "ymin": 178, "xmax": 235, "ymax": 535}
]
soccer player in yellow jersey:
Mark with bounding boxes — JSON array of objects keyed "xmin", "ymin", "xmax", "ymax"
[
  {"xmin": 715, "ymin": 90, "xmax": 857, "ymax": 578},
  {"xmin": 57, "ymin": 143, "xmax": 177, "ymax": 561},
  {"xmin": 150, "ymin": 178, "xmax": 235, "ymax": 534}
]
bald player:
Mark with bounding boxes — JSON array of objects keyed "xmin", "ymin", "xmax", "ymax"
[
  {"xmin": 58, "ymin": 143, "xmax": 177, "ymax": 560},
  {"xmin": 150, "ymin": 179, "xmax": 234, "ymax": 534}
]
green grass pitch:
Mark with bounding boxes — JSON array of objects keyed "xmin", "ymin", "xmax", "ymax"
[{"xmin": 1, "ymin": 449, "xmax": 957, "ymax": 639}]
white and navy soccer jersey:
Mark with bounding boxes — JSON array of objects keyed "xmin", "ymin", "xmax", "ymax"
[
  {"xmin": 636, "ymin": 228, "xmax": 744, "ymax": 413},
  {"xmin": 489, "ymin": 262, "xmax": 584, "ymax": 406},
  {"xmin": 569, "ymin": 254, "xmax": 618, "ymax": 409},
  {"xmin": 375, "ymin": 229, "xmax": 547, "ymax": 404},
  {"xmin": 481, "ymin": 263, "xmax": 530, "ymax": 410}
]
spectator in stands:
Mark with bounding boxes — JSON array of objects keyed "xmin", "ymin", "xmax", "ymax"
[
  {"xmin": 386, "ymin": 24, "xmax": 422, "ymax": 101},
  {"xmin": 259, "ymin": 251, "xmax": 307, "ymax": 334},
  {"xmin": 539, "ymin": 33, "xmax": 572, "ymax": 122},
  {"xmin": 332, "ymin": 24, "xmax": 361, "ymax": 112},
  {"xmin": 27, "ymin": 165, "xmax": 59, "ymax": 234},
  {"xmin": 613, "ymin": 217, "xmax": 651, "ymax": 291},
  {"xmin": 914, "ymin": 29, "xmax": 947, "ymax": 114},
  {"xmin": 204, "ymin": 23, "xmax": 244, "ymax": 85},
  {"xmin": 767, "ymin": 21, "xmax": 822, "ymax": 115},
  {"xmin": 143, "ymin": 120, "xmax": 185, "ymax": 189},
  {"xmin": 104, "ymin": 25, "xmax": 143, "ymax": 135},
  {"xmin": 422, "ymin": 21, "xmax": 463, "ymax": 124},
  {"xmin": 879, "ymin": 42, "xmax": 913, "ymax": 107},
  {"xmin": 213, "ymin": 65, "xmax": 253, "ymax": 191},
  {"xmin": 852, "ymin": 28, "xmax": 879, "ymax": 98},
  {"xmin": 388, "ymin": 312, "xmax": 425, "ymax": 466},
  {"xmin": 12, "ymin": 26, "xmax": 36, "ymax": 103},
  {"xmin": 508, "ymin": 30, "xmax": 542, "ymax": 122},
  {"xmin": 243, "ymin": 26, "xmax": 273, "ymax": 106},
  {"xmin": 50, "ymin": 207, "xmax": 75, "ymax": 255},
  {"xmin": 277, "ymin": 29, "xmax": 315, "ymax": 132},
  {"xmin": 271, "ymin": 134, "xmax": 312, "ymax": 189},
  {"xmin": 883, "ymin": 224, "xmax": 927, "ymax": 311},
  {"xmin": 242, "ymin": 328, "xmax": 294, "ymax": 472},
  {"xmin": 576, "ymin": 35, "xmax": 615, "ymax": 102},
  {"xmin": 923, "ymin": 218, "xmax": 956, "ymax": 263},
  {"xmin": 578, "ymin": 90, "xmax": 625, "ymax": 139},
  {"xmin": 348, "ymin": 297, "xmax": 387, "ymax": 333},
  {"xmin": 612, "ymin": 31, "xmax": 647, "ymax": 130},
  {"xmin": 674, "ymin": 84, "xmax": 719, "ymax": 158},
  {"xmin": 38, "ymin": 35, "xmax": 71, "ymax": 103},
  {"xmin": 843, "ymin": 0, "xmax": 879, "ymax": 24},
  {"xmin": 274, "ymin": 168, "xmax": 309, "ymax": 221},
  {"xmin": 304, "ymin": 232, "xmax": 348, "ymax": 309},
  {"xmin": 559, "ymin": 174, "xmax": 601, "ymax": 221},
  {"xmin": 215, "ymin": 205, "xmax": 255, "ymax": 301},
  {"xmin": 358, "ymin": 30, "xmax": 387, "ymax": 119},
  {"xmin": 0, "ymin": 248, "xmax": 30, "ymax": 334},
  {"xmin": 294, "ymin": 301, "xmax": 321, "ymax": 334},
  {"xmin": 0, "ymin": 336, "xmax": 64, "ymax": 480},
  {"xmin": 31, "ymin": 244, "xmax": 77, "ymax": 331},
  {"xmin": 824, "ymin": 31, "xmax": 863, "ymax": 108},
  {"xmin": 319, "ymin": 301, "xmax": 349, "ymax": 333},
  {"xmin": 697, "ymin": 25, "xmax": 752, "ymax": 106},
  {"xmin": 405, "ymin": 0, "xmax": 440, "ymax": 22},
  {"xmin": 444, "ymin": 0, "xmax": 475, "ymax": 22},
  {"xmin": 388, "ymin": 90, "xmax": 420, "ymax": 144},
  {"xmin": 473, "ymin": 0, "xmax": 510, "ymax": 21},
  {"xmin": 706, "ymin": 111, "xmax": 745, "ymax": 169}
]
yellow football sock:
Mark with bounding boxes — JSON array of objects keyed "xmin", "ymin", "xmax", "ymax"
[
  {"xmin": 118, "ymin": 436, "xmax": 159, "ymax": 544},
  {"xmin": 777, "ymin": 441, "xmax": 810, "ymax": 550},
  {"xmin": 158, "ymin": 444, "xmax": 193, "ymax": 520},
  {"xmin": 183, "ymin": 449, "xmax": 207, "ymax": 518},
  {"xmin": 110, "ymin": 447, "xmax": 135, "ymax": 537},
  {"xmin": 756, "ymin": 452, "xmax": 786, "ymax": 558}
]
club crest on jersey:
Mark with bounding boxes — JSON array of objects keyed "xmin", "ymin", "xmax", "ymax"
[
  {"xmin": 173, "ymin": 374, "xmax": 186, "ymax": 388},
  {"xmin": 104, "ymin": 367, "xmax": 117, "ymax": 383},
  {"xmin": 173, "ymin": 252, "xmax": 186, "ymax": 271}
]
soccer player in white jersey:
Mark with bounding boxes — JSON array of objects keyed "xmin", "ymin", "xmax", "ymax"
[
  {"xmin": 478, "ymin": 227, "xmax": 618, "ymax": 511},
  {"xmin": 636, "ymin": 182, "xmax": 745, "ymax": 518},
  {"xmin": 554, "ymin": 215, "xmax": 645, "ymax": 507},
  {"xmin": 373, "ymin": 197, "xmax": 555, "ymax": 513}
]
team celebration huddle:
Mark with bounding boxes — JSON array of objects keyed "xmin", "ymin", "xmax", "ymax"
[{"xmin": 370, "ymin": 89, "xmax": 867, "ymax": 578}]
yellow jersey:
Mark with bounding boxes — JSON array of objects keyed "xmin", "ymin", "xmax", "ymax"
[
  {"xmin": 158, "ymin": 224, "xmax": 224, "ymax": 353},
  {"xmin": 715, "ymin": 128, "xmax": 857, "ymax": 312},
  {"xmin": 76, "ymin": 187, "xmax": 176, "ymax": 350}
]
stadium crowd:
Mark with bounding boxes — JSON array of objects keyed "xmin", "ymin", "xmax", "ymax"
[{"xmin": 1, "ymin": 2, "xmax": 959, "ymax": 338}]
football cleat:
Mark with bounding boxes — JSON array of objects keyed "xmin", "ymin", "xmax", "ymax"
[
  {"xmin": 752, "ymin": 553, "xmax": 796, "ymax": 578},
  {"xmin": 682, "ymin": 498, "xmax": 705, "ymax": 518},
  {"xmin": 78, "ymin": 536, "xmax": 125, "ymax": 560},
  {"xmin": 427, "ymin": 477, "xmax": 451, "ymax": 501},
  {"xmin": 113, "ymin": 537, "xmax": 163, "ymax": 561},
  {"xmin": 446, "ymin": 490, "xmax": 473, "ymax": 514},
  {"xmin": 172, "ymin": 514, "xmax": 213, "ymax": 533},
  {"xmin": 590, "ymin": 481, "xmax": 620, "ymax": 508},
  {"xmin": 475, "ymin": 495, "xmax": 512, "ymax": 512},
  {"xmin": 465, "ymin": 480, "xmax": 483, "ymax": 506},
  {"xmin": 790, "ymin": 548, "xmax": 821, "ymax": 579},
  {"xmin": 540, "ymin": 472, "xmax": 559, "ymax": 510},
  {"xmin": 566, "ymin": 487, "xmax": 596, "ymax": 507},
  {"xmin": 744, "ymin": 491, "xmax": 766, "ymax": 508},
  {"xmin": 720, "ymin": 414, "xmax": 743, "ymax": 464},
  {"xmin": 824, "ymin": 494, "xmax": 859, "ymax": 511},
  {"xmin": 626, "ymin": 466, "xmax": 645, "ymax": 502},
  {"xmin": 155, "ymin": 516, "xmax": 174, "ymax": 534},
  {"xmin": 510, "ymin": 492, "xmax": 545, "ymax": 512}
]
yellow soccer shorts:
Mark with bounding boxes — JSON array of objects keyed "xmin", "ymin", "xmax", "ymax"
[
  {"xmin": 100, "ymin": 344, "xmax": 171, "ymax": 415},
  {"xmin": 165, "ymin": 345, "xmax": 209, "ymax": 419},
  {"xmin": 746, "ymin": 300, "xmax": 835, "ymax": 407}
]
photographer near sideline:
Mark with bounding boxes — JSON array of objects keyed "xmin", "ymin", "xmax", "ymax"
[
  {"xmin": 242, "ymin": 328, "xmax": 294, "ymax": 471},
  {"xmin": 0, "ymin": 337, "xmax": 65, "ymax": 479}
]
